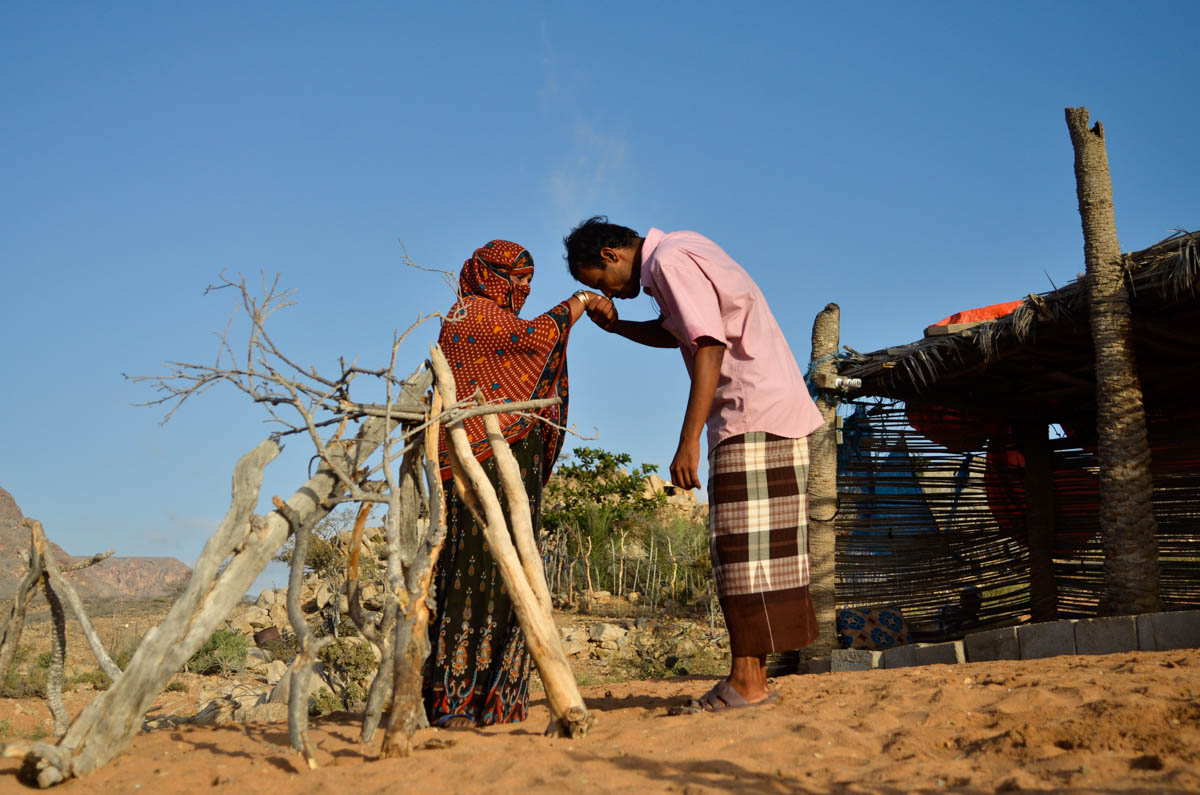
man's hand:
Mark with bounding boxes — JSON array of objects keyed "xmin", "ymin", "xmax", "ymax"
[
  {"xmin": 585, "ymin": 295, "xmax": 619, "ymax": 331},
  {"xmin": 670, "ymin": 437, "xmax": 703, "ymax": 490}
]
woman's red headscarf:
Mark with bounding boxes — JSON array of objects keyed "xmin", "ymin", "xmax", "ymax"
[{"xmin": 437, "ymin": 240, "xmax": 573, "ymax": 483}]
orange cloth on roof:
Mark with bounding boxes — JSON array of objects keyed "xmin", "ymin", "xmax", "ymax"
[{"xmin": 931, "ymin": 300, "xmax": 1023, "ymax": 327}]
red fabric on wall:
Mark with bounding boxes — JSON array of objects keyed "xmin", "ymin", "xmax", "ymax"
[
  {"xmin": 1062, "ymin": 410, "xmax": 1200, "ymax": 474},
  {"xmin": 984, "ymin": 433, "xmax": 1099, "ymax": 556},
  {"xmin": 906, "ymin": 402, "xmax": 1007, "ymax": 453}
]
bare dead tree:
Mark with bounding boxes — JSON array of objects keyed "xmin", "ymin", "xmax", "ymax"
[{"xmin": 1, "ymin": 271, "xmax": 589, "ymax": 786}]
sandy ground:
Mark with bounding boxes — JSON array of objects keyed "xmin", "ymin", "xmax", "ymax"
[{"xmin": 2, "ymin": 647, "xmax": 1198, "ymax": 793}]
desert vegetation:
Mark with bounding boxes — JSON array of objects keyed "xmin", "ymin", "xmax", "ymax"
[{"xmin": 542, "ymin": 447, "xmax": 715, "ymax": 616}]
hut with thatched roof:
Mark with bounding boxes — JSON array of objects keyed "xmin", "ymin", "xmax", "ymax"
[{"xmin": 826, "ymin": 230, "xmax": 1200, "ymax": 640}]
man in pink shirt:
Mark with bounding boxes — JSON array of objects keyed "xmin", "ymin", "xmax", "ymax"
[{"xmin": 563, "ymin": 217, "xmax": 825, "ymax": 711}]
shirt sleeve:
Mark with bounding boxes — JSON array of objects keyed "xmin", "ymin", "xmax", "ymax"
[{"xmin": 649, "ymin": 251, "xmax": 728, "ymax": 350}]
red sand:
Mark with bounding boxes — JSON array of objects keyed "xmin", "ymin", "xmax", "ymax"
[{"xmin": 3, "ymin": 648, "xmax": 1199, "ymax": 793}]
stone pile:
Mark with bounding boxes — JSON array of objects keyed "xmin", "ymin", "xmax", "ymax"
[
  {"xmin": 558, "ymin": 616, "xmax": 728, "ymax": 676},
  {"xmin": 224, "ymin": 524, "xmax": 389, "ymax": 639},
  {"xmin": 642, "ymin": 473, "xmax": 709, "ymax": 523},
  {"xmin": 170, "ymin": 527, "xmax": 393, "ymax": 729}
]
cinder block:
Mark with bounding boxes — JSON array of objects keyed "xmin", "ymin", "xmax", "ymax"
[
  {"xmin": 830, "ymin": 648, "xmax": 881, "ymax": 672},
  {"xmin": 1018, "ymin": 620, "xmax": 1076, "ymax": 659},
  {"xmin": 914, "ymin": 641, "xmax": 965, "ymax": 666},
  {"xmin": 1074, "ymin": 616, "xmax": 1138, "ymax": 655},
  {"xmin": 881, "ymin": 644, "xmax": 918, "ymax": 669},
  {"xmin": 1136, "ymin": 610, "xmax": 1200, "ymax": 652},
  {"xmin": 806, "ymin": 657, "xmax": 831, "ymax": 675},
  {"xmin": 965, "ymin": 626, "xmax": 1020, "ymax": 663}
]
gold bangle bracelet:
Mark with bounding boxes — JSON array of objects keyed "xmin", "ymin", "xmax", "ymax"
[{"xmin": 573, "ymin": 290, "xmax": 590, "ymax": 306}]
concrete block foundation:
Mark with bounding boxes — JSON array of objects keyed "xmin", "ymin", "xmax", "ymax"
[
  {"xmin": 1136, "ymin": 610, "xmax": 1200, "ymax": 652},
  {"xmin": 806, "ymin": 657, "xmax": 831, "ymax": 675},
  {"xmin": 881, "ymin": 644, "xmax": 918, "ymax": 669},
  {"xmin": 1018, "ymin": 620, "xmax": 1076, "ymax": 659},
  {"xmin": 1074, "ymin": 616, "xmax": 1138, "ymax": 655},
  {"xmin": 830, "ymin": 648, "xmax": 882, "ymax": 672},
  {"xmin": 965, "ymin": 626, "xmax": 1020, "ymax": 663},
  {"xmin": 914, "ymin": 641, "xmax": 965, "ymax": 666}
]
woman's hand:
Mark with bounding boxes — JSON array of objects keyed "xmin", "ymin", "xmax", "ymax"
[{"xmin": 585, "ymin": 295, "xmax": 619, "ymax": 331}]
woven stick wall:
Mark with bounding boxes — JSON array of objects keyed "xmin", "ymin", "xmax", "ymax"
[{"xmin": 834, "ymin": 400, "xmax": 1200, "ymax": 638}]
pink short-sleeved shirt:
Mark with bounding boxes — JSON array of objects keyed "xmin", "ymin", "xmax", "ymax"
[{"xmin": 639, "ymin": 228, "xmax": 825, "ymax": 452}]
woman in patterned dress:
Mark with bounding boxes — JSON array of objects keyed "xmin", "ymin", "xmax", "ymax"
[{"xmin": 424, "ymin": 240, "xmax": 597, "ymax": 728}]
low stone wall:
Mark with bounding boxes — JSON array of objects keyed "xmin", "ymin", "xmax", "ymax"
[{"xmin": 817, "ymin": 610, "xmax": 1200, "ymax": 673}]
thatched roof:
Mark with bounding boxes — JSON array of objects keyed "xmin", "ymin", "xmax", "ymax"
[{"xmin": 837, "ymin": 230, "xmax": 1200, "ymax": 428}]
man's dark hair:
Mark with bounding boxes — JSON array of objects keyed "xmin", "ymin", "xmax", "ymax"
[{"xmin": 563, "ymin": 216, "xmax": 640, "ymax": 279}]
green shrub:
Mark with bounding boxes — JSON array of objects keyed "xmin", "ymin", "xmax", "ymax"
[
  {"xmin": 259, "ymin": 633, "xmax": 299, "ymax": 663},
  {"xmin": 114, "ymin": 649, "xmax": 135, "ymax": 670},
  {"xmin": 187, "ymin": 630, "xmax": 248, "ymax": 675},
  {"xmin": 309, "ymin": 686, "xmax": 342, "ymax": 717},
  {"xmin": 34, "ymin": 651, "xmax": 54, "ymax": 670},
  {"xmin": 315, "ymin": 638, "xmax": 377, "ymax": 713},
  {"xmin": 164, "ymin": 679, "xmax": 188, "ymax": 693},
  {"xmin": 69, "ymin": 669, "xmax": 111, "ymax": 691},
  {"xmin": 1, "ymin": 647, "xmax": 47, "ymax": 698}
]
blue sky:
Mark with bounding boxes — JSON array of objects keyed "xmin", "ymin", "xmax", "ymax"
[{"xmin": 2, "ymin": 2, "xmax": 1197, "ymax": 595}]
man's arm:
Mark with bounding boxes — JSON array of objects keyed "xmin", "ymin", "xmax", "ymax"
[
  {"xmin": 586, "ymin": 297, "xmax": 678, "ymax": 348},
  {"xmin": 670, "ymin": 340, "xmax": 724, "ymax": 489},
  {"xmin": 609, "ymin": 317, "xmax": 679, "ymax": 348}
]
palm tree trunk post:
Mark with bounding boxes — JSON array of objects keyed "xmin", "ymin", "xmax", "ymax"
[
  {"xmin": 1064, "ymin": 106, "xmax": 1162, "ymax": 615},
  {"xmin": 808, "ymin": 302, "xmax": 841, "ymax": 655}
]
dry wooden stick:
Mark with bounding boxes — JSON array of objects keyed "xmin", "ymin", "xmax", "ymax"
[
  {"xmin": 0, "ymin": 533, "xmax": 44, "ymax": 688},
  {"xmin": 377, "ymin": 445, "xmax": 424, "ymax": 757},
  {"xmin": 25, "ymin": 522, "xmax": 122, "ymax": 681},
  {"xmin": 379, "ymin": 389, "xmax": 449, "ymax": 756},
  {"xmin": 480, "ymin": 407, "xmax": 553, "ymax": 615},
  {"xmin": 361, "ymin": 367, "xmax": 428, "ymax": 746},
  {"xmin": 341, "ymin": 395, "xmax": 560, "ymax": 425},
  {"xmin": 377, "ymin": 428, "xmax": 435, "ymax": 752},
  {"xmin": 40, "ymin": 568, "xmax": 68, "ymax": 737},
  {"xmin": 345, "ymin": 500, "xmax": 375, "ymax": 640},
  {"xmin": 61, "ymin": 552, "xmax": 115, "ymax": 573},
  {"xmin": 274, "ymin": 495, "xmax": 332, "ymax": 770},
  {"xmin": 0, "ymin": 521, "xmax": 119, "ymax": 744},
  {"xmin": 358, "ymin": 596, "xmax": 398, "ymax": 744},
  {"xmin": 429, "ymin": 344, "xmax": 592, "ymax": 738}
]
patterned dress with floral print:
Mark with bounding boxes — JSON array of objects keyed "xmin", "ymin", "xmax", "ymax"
[
  {"xmin": 423, "ymin": 240, "xmax": 573, "ymax": 727},
  {"xmin": 425, "ymin": 426, "xmax": 547, "ymax": 726}
]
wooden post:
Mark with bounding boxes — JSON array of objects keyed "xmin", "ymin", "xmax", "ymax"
[
  {"xmin": 1065, "ymin": 107, "xmax": 1162, "ymax": 615},
  {"xmin": 429, "ymin": 345, "xmax": 592, "ymax": 738},
  {"xmin": 808, "ymin": 303, "xmax": 840, "ymax": 655},
  {"xmin": 1016, "ymin": 423, "xmax": 1058, "ymax": 621}
]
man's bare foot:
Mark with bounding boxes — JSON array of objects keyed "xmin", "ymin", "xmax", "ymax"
[
  {"xmin": 694, "ymin": 680, "xmax": 778, "ymax": 712},
  {"xmin": 726, "ymin": 654, "xmax": 770, "ymax": 702}
]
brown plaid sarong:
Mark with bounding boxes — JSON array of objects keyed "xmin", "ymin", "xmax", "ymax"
[{"xmin": 708, "ymin": 431, "xmax": 818, "ymax": 657}]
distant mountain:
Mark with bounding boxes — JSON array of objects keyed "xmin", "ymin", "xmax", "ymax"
[{"xmin": 0, "ymin": 485, "xmax": 191, "ymax": 600}]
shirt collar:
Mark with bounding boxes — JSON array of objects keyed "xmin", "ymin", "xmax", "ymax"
[{"xmin": 639, "ymin": 227, "xmax": 665, "ymax": 290}]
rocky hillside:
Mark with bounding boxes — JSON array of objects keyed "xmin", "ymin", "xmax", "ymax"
[{"xmin": 0, "ymin": 485, "xmax": 191, "ymax": 600}]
